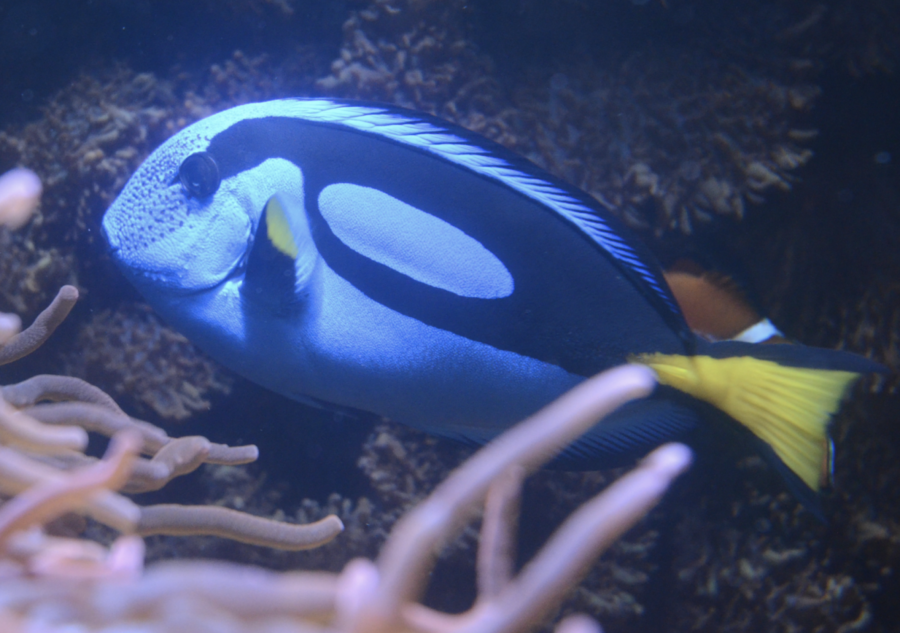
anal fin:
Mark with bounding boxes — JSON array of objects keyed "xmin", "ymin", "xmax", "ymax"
[{"xmin": 439, "ymin": 394, "xmax": 700, "ymax": 471}]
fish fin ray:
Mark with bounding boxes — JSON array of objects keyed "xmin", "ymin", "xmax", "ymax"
[
  {"xmin": 633, "ymin": 351, "xmax": 864, "ymax": 492},
  {"xmin": 242, "ymin": 193, "xmax": 317, "ymax": 310},
  {"xmin": 551, "ymin": 397, "xmax": 699, "ymax": 469},
  {"xmin": 751, "ymin": 433, "xmax": 826, "ymax": 522}
]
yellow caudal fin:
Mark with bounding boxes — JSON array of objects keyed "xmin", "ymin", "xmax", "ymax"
[{"xmin": 632, "ymin": 353, "xmax": 860, "ymax": 491}]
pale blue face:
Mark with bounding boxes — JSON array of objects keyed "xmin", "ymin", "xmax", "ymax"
[{"xmin": 102, "ymin": 103, "xmax": 311, "ymax": 299}]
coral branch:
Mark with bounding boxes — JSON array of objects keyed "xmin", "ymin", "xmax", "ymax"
[
  {"xmin": 137, "ymin": 504, "xmax": 344, "ymax": 550},
  {"xmin": 0, "ymin": 285, "xmax": 79, "ymax": 366},
  {"xmin": 0, "ymin": 430, "xmax": 141, "ymax": 548},
  {"xmin": 0, "ymin": 284, "xmax": 339, "ymax": 563},
  {"xmin": 353, "ymin": 365, "xmax": 657, "ymax": 633},
  {"xmin": 460, "ymin": 444, "xmax": 692, "ymax": 633},
  {"xmin": 0, "ymin": 397, "xmax": 87, "ymax": 454},
  {"xmin": 24, "ymin": 401, "xmax": 171, "ymax": 452},
  {"xmin": 123, "ymin": 436, "xmax": 220, "ymax": 493},
  {"xmin": 477, "ymin": 465, "xmax": 524, "ymax": 600},
  {"xmin": 400, "ymin": 442, "xmax": 692, "ymax": 633},
  {"xmin": 0, "ymin": 314, "xmax": 20, "ymax": 347},
  {"xmin": 0, "ymin": 168, "xmax": 42, "ymax": 231},
  {"xmin": 553, "ymin": 614, "xmax": 603, "ymax": 633},
  {"xmin": 0, "ymin": 444, "xmax": 142, "ymax": 533},
  {"xmin": 0, "ymin": 364, "xmax": 690, "ymax": 632},
  {"xmin": 93, "ymin": 560, "xmax": 341, "ymax": 620},
  {"xmin": 2, "ymin": 375, "xmax": 126, "ymax": 415},
  {"xmin": 22, "ymin": 401, "xmax": 256, "ymax": 465}
]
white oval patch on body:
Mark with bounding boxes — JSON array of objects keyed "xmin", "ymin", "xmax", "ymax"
[{"xmin": 318, "ymin": 183, "xmax": 513, "ymax": 299}]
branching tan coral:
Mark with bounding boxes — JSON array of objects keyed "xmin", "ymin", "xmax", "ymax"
[
  {"xmin": 0, "ymin": 285, "xmax": 77, "ymax": 366},
  {"xmin": 0, "ymin": 169, "xmax": 41, "ymax": 231},
  {"xmin": 0, "ymin": 430, "xmax": 141, "ymax": 549},
  {"xmin": 0, "ymin": 365, "xmax": 692, "ymax": 632},
  {"xmin": 0, "ymin": 273, "xmax": 343, "ymax": 552},
  {"xmin": 0, "ymin": 162, "xmax": 72, "ymax": 320}
]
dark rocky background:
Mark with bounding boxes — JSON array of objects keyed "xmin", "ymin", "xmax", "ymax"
[{"xmin": 0, "ymin": 1, "xmax": 898, "ymax": 631}]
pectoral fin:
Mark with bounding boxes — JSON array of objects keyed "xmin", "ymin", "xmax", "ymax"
[{"xmin": 243, "ymin": 194, "xmax": 318, "ymax": 310}]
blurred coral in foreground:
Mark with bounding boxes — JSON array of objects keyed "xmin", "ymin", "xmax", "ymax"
[
  {"xmin": 0, "ymin": 283, "xmax": 343, "ymax": 552},
  {"xmin": 0, "ymin": 168, "xmax": 41, "ymax": 344},
  {"xmin": 0, "ymin": 361, "xmax": 690, "ymax": 632},
  {"xmin": 0, "ymin": 169, "xmax": 41, "ymax": 232}
]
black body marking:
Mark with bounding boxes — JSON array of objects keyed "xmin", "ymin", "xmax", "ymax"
[{"xmin": 207, "ymin": 112, "xmax": 689, "ymax": 376}]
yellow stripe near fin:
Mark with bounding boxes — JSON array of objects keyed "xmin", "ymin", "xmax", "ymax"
[
  {"xmin": 265, "ymin": 195, "xmax": 299, "ymax": 259},
  {"xmin": 632, "ymin": 353, "xmax": 859, "ymax": 491}
]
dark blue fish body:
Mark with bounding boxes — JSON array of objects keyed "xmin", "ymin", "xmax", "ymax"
[{"xmin": 102, "ymin": 99, "xmax": 879, "ymax": 506}]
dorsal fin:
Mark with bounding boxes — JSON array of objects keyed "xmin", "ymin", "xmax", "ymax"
[{"xmin": 664, "ymin": 270, "xmax": 761, "ymax": 341}]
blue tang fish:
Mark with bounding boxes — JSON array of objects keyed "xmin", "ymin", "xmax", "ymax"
[{"xmin": 102, "ymin": 99, "xmax": 881, "ymax": 511}]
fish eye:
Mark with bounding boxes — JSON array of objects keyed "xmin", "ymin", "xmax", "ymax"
[{"xmin": 179, "ymin": 152, "xmax": 220, "ymax": 198}]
